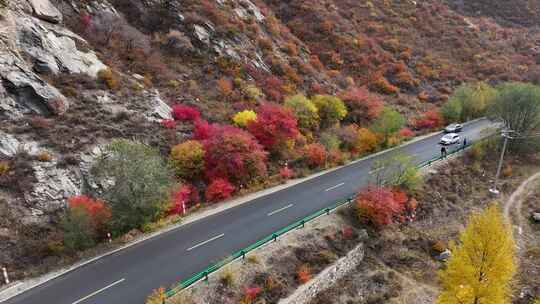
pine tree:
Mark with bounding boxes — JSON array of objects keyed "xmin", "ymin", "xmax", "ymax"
[{"xmin": 437, "ymin": 204, "xmax": 516, "ymax": 304}]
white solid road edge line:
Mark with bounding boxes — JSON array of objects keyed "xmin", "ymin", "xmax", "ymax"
[
  {"xmin": 72, "ymin": 278, "xmax": 125, "ymax": 304},
  {"xmin": 187, "ymin": 233, "xmax": 225, "ymax": 252},
  {"xmin": 0, "ymin": 118, "xmax": 491, "ymax": 303},
  {"xmin": 324, "ymin": 182, "xmax": 345, "ymax": 192},
  {"xmin": 267, "ymin": 203, "xmax": 294, "ymax": 216}
]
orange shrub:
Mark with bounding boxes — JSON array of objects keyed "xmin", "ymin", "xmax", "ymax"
[
  {"xmin": 371, "ymin": 72, "xmax": 399, "ymax": 94},
  {"xmin": 355, "ymin": 128, "xmax": 379, "ymax": 155},
  {"xmin": 297, "ymin": 264, "xmax": 312, "ymax": 284}
]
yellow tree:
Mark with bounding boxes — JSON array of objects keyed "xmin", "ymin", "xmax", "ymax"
[{"xmin": 437, "ymin": 204, "xmax": 516, "ymax": 304}]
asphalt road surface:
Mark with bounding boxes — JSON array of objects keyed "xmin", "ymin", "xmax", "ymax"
[{"xmin": 3, "ymin": 118, "xmax": 495, "ymax": 304}]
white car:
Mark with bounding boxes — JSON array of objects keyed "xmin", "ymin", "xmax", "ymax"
[
  {"xmin": 444, "ymin": 123, "xmax": 463, "ymax": 133},
  {"xmin": 440, "ymin": 133, "xmax": 460, "ymax": 145}
]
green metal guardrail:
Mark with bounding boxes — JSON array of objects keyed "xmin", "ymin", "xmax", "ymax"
[{"xmin": 163, "ymin": 142, "xmax": 473, "ymax": 300}]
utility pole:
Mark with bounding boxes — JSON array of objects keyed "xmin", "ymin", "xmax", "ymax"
[{"xmin": 489, "ymin": 130, "xmax": 513, "ymax": 196}]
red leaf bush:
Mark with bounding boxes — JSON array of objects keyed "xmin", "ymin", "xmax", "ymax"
[
  {"xmin": 169, "ymin": 184, "xmax": 199, "ymax": 215},
  {"xmin": 204, "ymin": 125, "xmax": 268, "ymax": 185},
  {"xmin": 247, "ymin": 104, "xmax": 299, "ymax": 150},
  {"xmin": 340, "ymin": 86, "xmax": 383, "ymax": 124},
  {"xmin": 68, "ymin": 195, "xmax": 111, "ymax": 233},
  {"xmin": 303, "ymin": 143, "xmax": 327, "ymax": 168},
  {"xmin": 193, "ymin": 119, "xmax": 213, "ymax": 140},
  {"xmin": 172, "ymin": 104, "xmax": 201, "ymax": 121},
  {"xmin": 412, "ymin": 109, "xmax": 443, "ymax": 130},
  {"xmin": 355, "ymin": 186, "xmax": 411, "ymax": 227},
  {"xmin": 205, "ymin": 178, "xmax": 235, "ymax": 202}
]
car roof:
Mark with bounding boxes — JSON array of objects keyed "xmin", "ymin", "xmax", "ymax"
[{"xmin": 442, "ymin": 133, "xmax": 458, "ymax": 138}]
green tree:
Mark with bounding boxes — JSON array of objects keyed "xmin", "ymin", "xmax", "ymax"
[
  {"xmin": 370, "ymin": 153, "xmax": 420, "ymax": 191},
  {"xmin": 92, "ymin": 140, "xmax": 174, "ymax": 234},
  {"xmin": 370, "ymin": 107, "xmax": 405, "ymax": 144},
  {"xmin": 437, "ymin": 204, "xmax": 516, "ymax": 304},
  {"xmin": 62, "ymin": 207, "xmax": 95, "ymax": 251},
  {"xmin": 311, "ymin": 95, "xmax": 347, "ymax": 129},
  {"xmin": 284, "ymin": 94, "xmax": 320, "ymax": 132},
  {"xmin": 489, "ymin": 82, "xmax": 540, "ymax": 153},
  {"xmin": 443, "ymin": 82, "xmax": 496, "ymax": 122}
]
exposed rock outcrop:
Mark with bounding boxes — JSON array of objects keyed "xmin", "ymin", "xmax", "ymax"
[
  {"xmin": 0, "ymin": 4, "xmax": 107, "ymax": 118},
  {"xmin": 27, "ymin": 0, "xmax": 63, "ymax": 23}
]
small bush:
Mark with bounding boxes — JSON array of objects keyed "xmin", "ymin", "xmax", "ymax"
[
  {"xmin": 0, "ymin": 161, "xmax": 9, "ymax": 175},
  {"xmin": 172, "ymin": 104, "xmax": 201, "ymax": 122},
  {"xmin": 432, "ymin": 241, "xmax": 447, "ymax": 254},
  {"xmin": 219, "ymin": 266, "xmax": 235, "ymax": 286},
  {"xmin": 356, "ymin": 186, "xmax": 411, "ymax": 227},
  {"xmin": 145, "ymin": 288, "xmax": 166, "ymax": 304},
  {"xmin": 303, "ymin": 143, "xmax": 327, "ymax": 168},
  {"xmin": 233, "ymin": 110, "xmax": 257, "ymax": 127},
  {"xmin": 160, "ymin": 119, "xmax": 176, "ymax": 129},
  {"xmin": 37, "ymin": 151, "xmax": 52, "ymax": 162},
  {"xmin": 279, "ymin": 166, "xmax": 294, "ymax": 179},
  {"xmin": 170, "ymin": 140, "xmax": 205, "ymax": 179},
  {"xmin": 297, "ymin": 264, "xmax": 312, "ymax": 284},
  {"xmin": 97, "ymin": 69, "xmax": 120, "ymax": 91},
  {"xmin": 398, "ymin": 128, "xmax": 414, "ymax": 138},
  {"xmin": 205, "ymin": 178, "xmax": 235, "ymax": 202}
]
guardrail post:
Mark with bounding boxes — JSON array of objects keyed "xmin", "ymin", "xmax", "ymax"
[{"xmin": 2, "ymin": 267, "xmax": 9, "ymax": 284}]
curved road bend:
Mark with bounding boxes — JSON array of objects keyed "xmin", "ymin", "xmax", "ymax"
[{"xmin": 4, "ymin": 119, "xmax": 494, "ymax": 304}]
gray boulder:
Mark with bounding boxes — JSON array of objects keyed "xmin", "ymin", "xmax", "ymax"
[
  {"xmin": 16, "ymin": 15, "xmax": 107, "ymax": 77},
  {"xmin": 27, "ymin": 0, "xmax": 62, "ymax": 23}
]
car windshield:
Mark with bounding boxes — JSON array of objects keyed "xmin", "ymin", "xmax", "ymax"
[{"xmin": 447, "ymin": 124, "xmax": 457, "ymax": 128}]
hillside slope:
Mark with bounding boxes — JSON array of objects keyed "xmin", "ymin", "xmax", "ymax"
[{"xmin": 0, "ymin": 0, "xmax": 538, "ymax": 282}]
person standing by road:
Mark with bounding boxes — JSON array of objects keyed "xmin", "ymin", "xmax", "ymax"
[
  {"xmin": 441, "ymin": 145, "xmax": 447, "ymax": 158},
  {"xmin": 462, "ymin": 137, "xmax": 467, "ymax": 149}
]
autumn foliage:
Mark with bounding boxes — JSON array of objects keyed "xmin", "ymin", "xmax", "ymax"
[
  {"xmin": 303, "ymin": 143, "xmax": 327, "ymax": 168},
  {"xmin": 172, "ymin": 104, "xmax": 201, "ymax": 122},
  {"xmin": 413, "ymin": 109, "xmax": 443, "ymax": 130},
  {"xmin": 247, "ymin": 104, "xmax": 299, "ymax": 150},
  {"xmin": 169, "ymin": 184, "xmax": 199, "ymax": 215},
  {"xmin": 205, "ymin": 178, "xmax": 235, "ymax": 202},
  {"xmin": 204, "ymin": 125, "xmax": 268, "ymax": 185},
  {"xmin": 355, "ymin": 186, "xmax": 414, "ymax": 227},
  {"xmin": 67, "ymin": 195, "xmax": 111, "ymax": 233},
  {"xmin": 340, "ymin": 86, "xmax": 383, "ymax": 124},
  {"xmin": 170, "ymin": 140, "xmax": 205, "ymax": 179}
]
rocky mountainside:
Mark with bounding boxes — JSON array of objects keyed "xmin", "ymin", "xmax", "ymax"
[{"xmin": 0, "ymin": 0, "xmax": 538, "ymax": 280}]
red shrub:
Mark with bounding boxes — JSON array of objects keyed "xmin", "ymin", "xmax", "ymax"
[
  {"xmin": 413, "ymin": 109, "xmax": 443, "ymax": 130},
  {"xmin": 398, "ymin": 127, "xmax": 414, "ymax": 138},
  {"xmin": 68, "ymin": 195, "xmax": 111, "ymax": 233},
  {"xmin": 169, "ymin": 184, "xmax": 199, "ymax": 215},
  {"xmin": 80, "ymin": 12, "xmax": 92, "ymax": 29},
  {"xmin": 172, "ymin": 104, "xmax": 201, "ymax": 121},
  {"xmin": 204, "ymin": 125, "xmax": 268, "ymax": 185},
  {"xmin": 247, "ymin": 104, "xmax": 299, "ymax": 150},
  {"xmin": 342, "ymin": 225, "xmax": 354, "ymax": 239},
  {"xmin": 339, "ymin": 86, "xmax": 383, "ymax": 123},
  {"xmin": 355, "ymin": 186, "xmax": 408, "ymax": 227},
  {"xmin": 205, "ymin": 178, "xmax": 235, "ymax": 202},
  {"xmin": 160, "ymin": 119, "xmax": 176, "ymax": 129},
  {"xmin": 303, "ymin": 143, "xmax": 327, "ymax": 168},
  {"xmin": 262, "ymin": 76, "xmax": 284, "ymax": 102},
  {"xmin": 193, "ymin": 119, "xmax": 212, "ymax": 140},
  {"xmin": 243, "ymin": 286, "xmax": 262, "ymax": 301},
  {"xmin": 279, "ymin": 166, "xmax": 294, "ymax": 179},
  {"xmin": 297, "ymin": 265, "xmax": 312, "ymax": 284}
]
